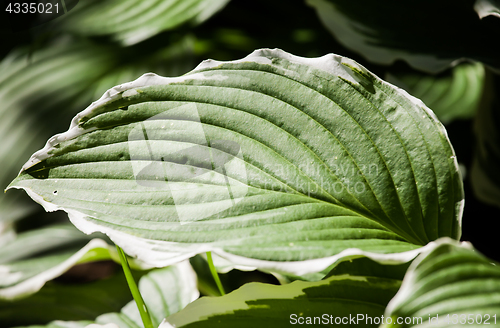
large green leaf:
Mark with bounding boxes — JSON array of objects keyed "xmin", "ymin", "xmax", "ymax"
[
  {"xmin": 161, "ymin": 258, "xmax": 403, "ymax": 327},
  {"xmin": 56, "ymin": 0, "xmax": 231, "ymax": 45},
  {"xmin": 14, "ymin": 261, "xmax": 199, "ymax": 328},
  {"xmin": 8, "ymin": 49, "xmax": 463, "ymax": 275},
  {"xmin": 386, "ymin": 62, "xmax": 485, "ymax": 124},
  {"xmin": 0, "ymin": 224, "xmax": 149, "ymax": 300},
  {"xmin": 306, "ymin": 0, "xmax": 500, "ymax": 73},
  {"xmin": 383, "ymin": 238, "xmax": 500, "ymax": 327}
]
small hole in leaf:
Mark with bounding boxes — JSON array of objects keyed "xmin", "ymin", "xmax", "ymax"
[{"xmin": 53, "ymin": 190, "xmax": 58, "ymax": 195}]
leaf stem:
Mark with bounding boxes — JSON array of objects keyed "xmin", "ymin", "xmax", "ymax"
[
  {"xmin": 206, "ymin": 251, "xmax": 225, "ymax": 295},
  {"xmin": 116, "ymin": 245, "xmax": 154, "ymax": 328}
]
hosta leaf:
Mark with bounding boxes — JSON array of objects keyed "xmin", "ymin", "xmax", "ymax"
[
  {"xmin": 386, "ymin": 62, "xmax": 485, "ymax": 124},
  {"xmin": 9, "ymin": 49, "xmax": 463, "ymax": 275},
  {"xmin": 160, "ymin": 259, "xmax": 402, "ymax": 328},
  {"xmin": 475, "ymin": 0, "xmax": 500, "ymax": 18},
  {"xmin": 14, "ymin": 261, "xmax": 199, "ymax": 328},
  {"xmin": 306, "ymin": 0, "xmax": 500, "ymax": 73},
  {"xmin": 0, "ymin": 224, "xmax": 149, "ymax": 300},
  {"xmin": 383, "ymin": 238, "xmax": 500, "ymax": 327},
  {"xmin": 56, "ymin": 0, "xmax": 231, "ymax": 45}
]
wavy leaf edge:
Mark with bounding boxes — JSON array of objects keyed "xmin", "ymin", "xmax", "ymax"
[{"xmin": 7, "ymin": 48, "xmax": 464, "ymax": 276}]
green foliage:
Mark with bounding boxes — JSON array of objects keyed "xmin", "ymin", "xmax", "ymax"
[
  {"xmin": 1, "ymin": 0, "xmax": 500, "ymax": 327},
  {"xmin": 306, "ymin": 0, "xmax": 500, "ymax": 73},
  {"xmin": 163, "ymin": 263, "xmax": 401, "ymax": 328},
  {"xmin": 54, "ymin": 0, "xmax": 231, "ymax": 45},
  {"xmin": 0, "ymin": 269, "xmax": 140, "ymax": 327},
  {"xmin": 0, "ymin": 224, "xmax": 148, "ymax": 300},
  {"xmin": 387, "ymin": 62, "xmax": 486, "ymax": 124},
  {"xmin": 10, "ymin": 261, "xmax": 198, "ymax": 328},
  {"xmin": 383, "ymin": 240, "xmax": 500, "ymax": 327},
  {"xmin": 470, "ymin": 73, "xmax": 500, "ymax": 208},
  {"xmin": 9, "ymin": 49, "xmax": 463, "ymax": 274},
  {"xmin": 162, "ymin": 239, "xmax": 500, "ymax": 327}
]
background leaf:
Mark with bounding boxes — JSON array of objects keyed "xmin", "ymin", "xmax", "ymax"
[
  {"xmin": 0, "ymin": 268, "xmax": 139, "ymax": 328},
  {"xmin": 96, "ymin": 261, "xmax": 198, "ymax": 328},
  {"xmin": 386, "ymin": 62, "xmax": 485, "ymax": 124},
  {"xmin": 12, "ymin": 261, "xmax": 199, "ymax": 328},
  {"xmin": 0, "ymin": 41, "xmax": 115, "ymax": 225},
  {"xmin": 0, "ymin": 224, "xmax": 149, "ymax": 300},
  {"xmin": 12, "ymin": 321, "xmax": 92, "ymax": 328},
  {"xmin": 384, "ymin": 238, "xmax": 500, "ymax": 327},
  {"xmin": 0, "ymin": 224, "xmax": 91, "ymax": 265},
  {"xmin": 470, "ymin": 72, "xmax": 500, "ymax": 209},
  {"xmin": 306, "ymin": 0, "xmax": 500, "ymax": 73},
  {"xmin": 54, "ymin": 0, "xmax": 231, "ymax": 46},
  {"xmin": 161, "ymin": 257, "xmax": 403, "ymax": 328},
  {"xmin": 0, "ymin": 35, "xmax": 196, "ymax": 230}
]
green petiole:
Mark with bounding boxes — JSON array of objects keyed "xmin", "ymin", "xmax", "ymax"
[
  {"xmin": 116, "ymin": 245, "xmax": 154, "ymax": 328},
  {"xmin": 206, "ymin": 251, "xmax": 225, "ymax": 296}
]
